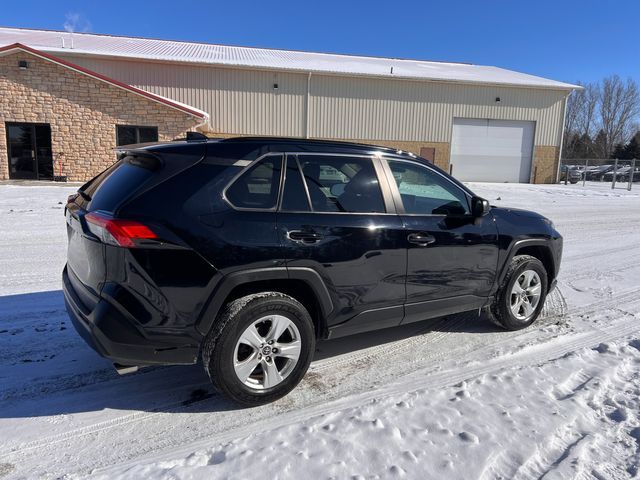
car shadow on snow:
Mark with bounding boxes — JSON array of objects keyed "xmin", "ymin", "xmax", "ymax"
[
  {"xmin": 0, "ymin": 290, "xmax": 499, "ymax": 418},
  {"xmin": 313, "ymin": 310, "xmax": 499, "ymax": 362}
]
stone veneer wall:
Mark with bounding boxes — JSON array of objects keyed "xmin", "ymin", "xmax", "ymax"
[{"xmin": 0, "ymin": 51, "xmax": 203, "ymax": 181}]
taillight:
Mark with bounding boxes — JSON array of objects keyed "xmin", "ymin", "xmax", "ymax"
[{"xmin": 85, "ymin": 212, "xmax": 158, "ymax": 248}]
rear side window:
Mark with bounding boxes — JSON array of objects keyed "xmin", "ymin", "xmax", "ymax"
[
  {"xmin": 297, "ymin": 155, "xmax": 386, "ymax": 213},
  {"xmin": 225, "ymin": 155, "xmax": 283, "ymax": 210}
]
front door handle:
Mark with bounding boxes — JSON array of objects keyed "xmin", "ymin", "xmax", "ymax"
[
  {"xmin": 287, "ymin": 230, "xmax": 323, "ymax": 244},
  {"xmin": 407, "ymin": 233, "xmax": 436, "ymax": 246}
]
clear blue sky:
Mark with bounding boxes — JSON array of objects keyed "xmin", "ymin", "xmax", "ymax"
[{"xmin": 2, "ymin": 0, "xmax": 638, "ymax": 85}]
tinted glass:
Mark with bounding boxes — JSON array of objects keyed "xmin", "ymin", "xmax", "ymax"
[
  {"xmin": 298, "ymin": 155, "xmax": 385, "ymax": 213},
  {"xmin": 138, "ymin": 127, "xmax": 159, "ymax": 143},
  {"xmin": 226, "ymin": 155, "xmax": 282, "ymax": 210},
  {"xmin": 116, "ymin": 125, "xmax": 159, "ymax": 146},
  {"xmin": 388, "ymin": 159, "xmax": 469, "ymax": 215},
  {"xmin": 86, "ymin": 158, "xmax": 156, "ymax": 212},
  {"xmin": 281, "ymin": 156, "xmax": 311, "ymax": 211},
  {"xmin": 35, "ymin": 124, "xmax": 53, "ymax": 179},
  {"xmin": 7, "ymin": 124, "xmax": 35, "ymax": 177},
  {"xmin": 116, "ymin": 126, "xmax": 137, "ymax": 146}
]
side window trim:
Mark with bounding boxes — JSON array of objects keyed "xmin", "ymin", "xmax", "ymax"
[
  {"xmin": 278, "ymin": 154, "xmax": 313, "ymax": 212},
  {"xmin": 277, "ymin": 152, "xmax": 397, "ymax": 215},
  {"xmin": 222, "ymin": 153, "xmax": 285, "ymax": 212},
  {"xmin": 381, "ymin": 157, "xmax": 472, "ymax": 216},
  {"xmin": 294, "ymin": 154, "xmax": 314, "ymax": 211}
]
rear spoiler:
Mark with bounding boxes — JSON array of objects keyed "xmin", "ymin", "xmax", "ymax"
[{"xmin": 114, "ymin": 132, "xmax": 210, "ymax": 159}]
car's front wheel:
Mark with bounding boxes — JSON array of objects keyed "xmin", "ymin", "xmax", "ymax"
[
  {"xmin": 488, "ymin": 255, "xmax": 548, "ymax": 330},
  {"xmin": 202, "ymin": 292, "xmax": 315, "ymax": 406}
]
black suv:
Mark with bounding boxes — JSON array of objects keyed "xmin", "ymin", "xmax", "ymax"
[{"xmin": 63, "ymin": 136, "xmax": 562, "ymax": 405}]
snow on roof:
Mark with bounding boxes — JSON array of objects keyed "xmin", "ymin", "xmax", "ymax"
[{"xmin": 0, "ymin": 27, "xmax": 579, "ymax": 90}]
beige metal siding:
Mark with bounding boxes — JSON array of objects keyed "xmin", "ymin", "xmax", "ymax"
[
  {"xmin": 60, "ymin": 54, "xmax": 308, "ymax": 137},
  {"xmin": 58, "ymin": 54, "xmax": 567, "ymax": 146},
  {"xmin": 310, "ymin": 75, "xmax": 566, "ymax": 145}
]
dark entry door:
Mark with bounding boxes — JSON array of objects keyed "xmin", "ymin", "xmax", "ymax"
[{"xmin": 6, "ymin": 123, "xmax": 53, "ymax": 180}]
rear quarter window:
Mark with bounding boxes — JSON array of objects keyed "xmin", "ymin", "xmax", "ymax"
[{"xmin": 225, "ymin": 155, "xmax": 283, "ymax": 210}]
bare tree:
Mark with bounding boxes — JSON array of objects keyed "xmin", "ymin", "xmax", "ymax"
[
  {"xmin": 580, "ymin": 83, "xmax": 599, "ymax": 139},
  {"xmin": 563, "ymin": 82, "xmax": 600, "ymax": 158},
  {"xmin": 564, "ymin": 83, "xmax": 584, "ymax": 139},
  {"xmin": 597, "ymin": 75, "xmax": 640, "ymax": 158}
]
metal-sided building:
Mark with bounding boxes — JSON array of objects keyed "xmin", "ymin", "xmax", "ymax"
[{"xmin": 0, "ymin": 27, "xmax": 578, "ymax": 183}]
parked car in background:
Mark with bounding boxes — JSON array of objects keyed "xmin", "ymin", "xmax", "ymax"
[
  {"xmin": 585, "ymin": 165, "xmax": 614, "ymax": 181},
  {"xmin": 603, "ymin": 166, "xmax": 631, "ymax": 182},
  {"xmin": 560, "ymin": 165, "xmax": 582, "ymax": 184},
  {"xmin": 63, "ymin": 136, "xmax": 563, "ymax": 405},
  {"xmin": 619, "ymin": 167, "xmax": 640, "ymax": 182}
]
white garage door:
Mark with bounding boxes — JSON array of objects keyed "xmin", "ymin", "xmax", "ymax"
[{"xmin": 450, "ymin": 118, "xmax": 535, "ymax": 183}]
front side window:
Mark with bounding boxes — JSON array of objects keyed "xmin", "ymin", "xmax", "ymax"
[
  {"xmin": 387, "ymin": 159, "xmax": 470, "ymax": 215},
  {"xmin": 297, "ymin": 155, "xmax": 386, "ymax": 213},
  {"xmin": 116, "ymin": 125, "xmax": 159, "ymax": 146},
  {"xmin": 225, "ymin": 155, "xmax": 282, "ymax": 210}
]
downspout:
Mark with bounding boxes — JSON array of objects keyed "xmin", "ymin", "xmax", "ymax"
[
  {"xmin": 305, "ymin": 72, "xmax": 312, "ymax": 139},
  {"xmin": 555, "ymin": 93, "xmax": 570, "ymax": 183},
  {"xmin": 195, "ymin": 113, "xmax": 211, "ymax": 133}
]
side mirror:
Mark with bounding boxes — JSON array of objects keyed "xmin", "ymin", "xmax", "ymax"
[{"xmin": 471, "ymin": 196, "xmax": 490, "ymax": 217}]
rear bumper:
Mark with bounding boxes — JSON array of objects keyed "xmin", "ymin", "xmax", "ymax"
[{"xmin": 62, "ymin": 265, "xmax": 199, "ymax": 366}]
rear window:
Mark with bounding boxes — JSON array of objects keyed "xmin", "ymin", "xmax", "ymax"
[{"xmin": 82, "ymin": 155, "xmax": 159, "ymax": 212}]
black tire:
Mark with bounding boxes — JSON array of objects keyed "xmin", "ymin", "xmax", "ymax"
[
  {"xmin": 202, "ymin": 292, "xmax": 315, "ymax": 406},
  {"xmin": 488, "ymin": 255, "xmax": 548, "ymax": 331}
]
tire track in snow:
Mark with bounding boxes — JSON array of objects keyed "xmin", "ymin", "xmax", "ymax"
[
  {"xmin": 98, "ymin": 306, "xmax": 640, "ymax": 478},
  {"xmin": 5, "ymin": 289, "xmax": 638, "ymax": 479}
]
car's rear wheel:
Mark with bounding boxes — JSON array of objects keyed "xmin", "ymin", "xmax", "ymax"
[
  {"xmin": 202, "ymin": 292, "xmax": 315, "ymax": 406},
  {"xmin": 488, "ymin": 255, "xmax": 548, "ymax": 330}
]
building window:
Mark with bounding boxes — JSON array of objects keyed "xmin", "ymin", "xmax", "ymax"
[{"xmin": 116, "ymin": 125, "xmax": 159, "ymax": 146}]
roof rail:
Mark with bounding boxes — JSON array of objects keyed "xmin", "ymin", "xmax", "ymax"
[{"xmin": 219, "ymin": 136, "xmax": 399, "ymax": 151}]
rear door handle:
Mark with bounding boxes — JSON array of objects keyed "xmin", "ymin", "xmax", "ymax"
[
  {"xmin": 287, "ymin": 230, "xmax": 323, "ymax": 244},
  {"xmin": 407, "ymin": 233, "xmax": 436, "ymax": 246}
]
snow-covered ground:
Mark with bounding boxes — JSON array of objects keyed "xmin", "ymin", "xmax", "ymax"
[{"xmin": 0, "ymin": 181, "xmax": 639, "ymax": 479}]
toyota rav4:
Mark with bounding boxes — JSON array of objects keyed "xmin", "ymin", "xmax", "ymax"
[{"xmin": 63, "ymin": 136, "xmax": 562, "ymax": 405}]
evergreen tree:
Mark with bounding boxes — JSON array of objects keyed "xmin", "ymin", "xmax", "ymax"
[
  {"xmin": 611, "ymin": 143, "xmax": 627, "ymax": 159},
  {"xmin": 624, "ymin": 135, "xmax": 640, "ymax": 159}
]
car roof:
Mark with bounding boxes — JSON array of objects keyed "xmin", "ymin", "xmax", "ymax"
[{"xmin": 122, "ymin": 136, "xmax": 418, "ymax": 157}]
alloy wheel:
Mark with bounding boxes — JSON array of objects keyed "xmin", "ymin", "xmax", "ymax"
[
  {"xmin": 233, "ymin": 315, "xmax": 302, "ymax": 390},
  {"xmin": 509, "ymin": 269, "xmax": 542, "ymax": 321}
]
